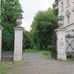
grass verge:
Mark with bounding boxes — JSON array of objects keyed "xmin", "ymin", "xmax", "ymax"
[
  {"xmin": 41, "ymin": 50, "xmax": 51, "ymax": 58},
  {"xmin": 0, "ymin": 61, "xmax": 28, "ymax": 74},
  {"xmin": 0, "ymin": 62, "xmax": 13, "ymax": 74},
  {"xmin": 24, "ymin": 48, "xmax": 52, "ymax": 58},
  {"xmin": 24, "ymin": 48, "xmax": 39, "ymax": 53}
]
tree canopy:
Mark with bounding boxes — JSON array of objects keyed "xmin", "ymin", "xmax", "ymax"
[
  {"xmin": 31, "ymin": 8, "xmax": 58, "ymax": 50},
  {"xmin": 1, "ymin": 0, "xmax": 22, "ymax": 50}
]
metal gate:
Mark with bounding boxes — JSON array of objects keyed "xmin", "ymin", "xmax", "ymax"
[
  {"xmin": 66, "ymin": 34, "xmax": 74, "ymax": 58},
  {"xmin": 1, "ymin": 51, "xmax": 14, "ymax": 61}
]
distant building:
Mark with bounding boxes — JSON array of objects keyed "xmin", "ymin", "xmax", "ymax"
[{"xmin": 55, "ymin": 0, "xmax": 74, "ymax": 60}]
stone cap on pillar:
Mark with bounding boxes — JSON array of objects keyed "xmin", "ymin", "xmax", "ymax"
[
  {"xmin": 55, "ymin": 27, "xmax": 66, "ymax": 32},
  {"xmin": 0, "ymin": 25, "xmax": 3, "ymax": 30},
  {"xmin": 14, "ymin": 27, "xmax": 24, "ymax": 30}
]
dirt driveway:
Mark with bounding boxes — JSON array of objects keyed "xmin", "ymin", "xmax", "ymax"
[{"xmin": 10, "ymin": 52, "xmax": 74, "ymax": 74}]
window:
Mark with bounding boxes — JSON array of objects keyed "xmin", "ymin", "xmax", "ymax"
[
  {"xmin": 66, "ymin": 10, "xmax": 70, "ymax": 25},
  {"xmin": 67, "ymin": 15, "xmax": 70, "ymax": 25},
  {"xmin": 61, "ymin": 1, "xmax": 64, "ymax": 11},
  {"xmin": 58, "ymin": 15, "xmax": 64, "ymax": 27},
  {"xmin": 67, "ymin": 0, "xmax": 69, "ymax": 7},
  {"xmin": 72, "ymin": 2, "xmax": 74, "ymax": 12}
]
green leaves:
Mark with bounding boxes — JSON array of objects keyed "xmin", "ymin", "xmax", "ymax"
[
  {"xmin": 31, "ymin": 8, "xmax": 58, "ymax": 50},
  {"xmin": 1, "ymin": 0, "xmax": 22, "ymax": 50},
  {"xmin": 23, "ymin": 31, "xmax": 32, "ymax": 49}
]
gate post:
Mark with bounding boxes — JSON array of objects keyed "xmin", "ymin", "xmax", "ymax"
[
  {"xmin": 14, "ymin": 27, "xmax": 24, "ymax": 61},
  {"xmin": 55, "ymin": 28, "xmax": 66, "ymax": 60},
  {"xmin": 0, "ymin": 25, "xmax": 3, "ymax": 61}
]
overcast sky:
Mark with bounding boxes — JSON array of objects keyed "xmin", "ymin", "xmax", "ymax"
[{"xmin": 19, "ymin": 0, "xmax": 55, "ymax": 31}]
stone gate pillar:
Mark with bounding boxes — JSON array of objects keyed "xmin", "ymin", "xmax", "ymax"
[
  {"xmin": 0, "ymin": 25, "xmax": 3, "ymax": 61},
  {"xmin": 55, "ymin": 28, "xmax": 66, "ymax": 60},
  {"xmin": 14, "ymin": 27, "xmax": 24, "ymax": 61}
]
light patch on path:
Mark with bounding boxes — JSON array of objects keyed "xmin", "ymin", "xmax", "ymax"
[{"xmin": 11, "ymin": 52, "xmax": 74, "ymax": 74}]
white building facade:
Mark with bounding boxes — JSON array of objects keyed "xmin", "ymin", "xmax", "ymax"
[{"xmin": 56, "ymin": 0, "xmax": 74, "ymax": 60}]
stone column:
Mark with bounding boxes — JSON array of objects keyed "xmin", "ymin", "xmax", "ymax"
[
  {"xmin": 14, "ymin": 27, "xmax": 24, "ymax": 61},
  {"xmin": 0, "ymin": 25, "xmax": 3, "ymax": 61},
  {"xmin": 55, "ymin": 28, "xmax": 66, "ymax": 60}
]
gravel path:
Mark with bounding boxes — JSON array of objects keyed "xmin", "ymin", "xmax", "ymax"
[{"xmin": 11, "ymin": 52, "xmax": 74, "ymax": 74}]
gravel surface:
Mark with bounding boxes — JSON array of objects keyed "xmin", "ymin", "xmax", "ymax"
[{"xmin": 11, "ymin": 53, "xmax": 74, "ymax": 74}]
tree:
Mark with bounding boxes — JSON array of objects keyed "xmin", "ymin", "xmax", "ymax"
[
  {"xmin": 31, "ymin": 8, "xmax": 58, "ymax": 50},
  {"xmin": 23, "ymin": 31, "xmax": 32, "ymax": 50},
  {"xmin": 1, "ymin": 0, "xmax": 22, "ymax": 50}
]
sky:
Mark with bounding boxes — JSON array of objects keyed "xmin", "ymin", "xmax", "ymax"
[{"xmin": 19, "ymin": 0, "xmax": 55, "ymax": 31}]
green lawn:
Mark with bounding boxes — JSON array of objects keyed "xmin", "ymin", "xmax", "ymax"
[
  {"xmin": 24, "ymin": 48, "xmax": 52, "ymax": 57},
  {"xmin": 0, "ymin": 62, "xmax": 13, "ymax": 74},
  {"xmin": 24, "ymin": 48, "xmax": 39, "ymax": 53},
  {"xmin": 0, "ymin": 62, "xmax": 28, "ymax": 74},
  {"xmin": 41, "ymin": 50, "xmax": 51, "ymax": 56}
]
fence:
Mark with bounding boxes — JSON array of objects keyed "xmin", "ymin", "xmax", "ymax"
[{"xmin": 1, "ymin": 51, "xmax": 14, "ymax": 61}]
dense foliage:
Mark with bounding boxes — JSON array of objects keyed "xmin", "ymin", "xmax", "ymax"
[
  {"xmin": 23, "ymin": 31, "xmax": 32, "ymax": 49},
  {"xmin": 1, "ymin": 0, "xmax": 22, "ymax": 50},
  {"xmin": 31, "ymin": 8, "xmax": 58, "ymax": 50}
]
